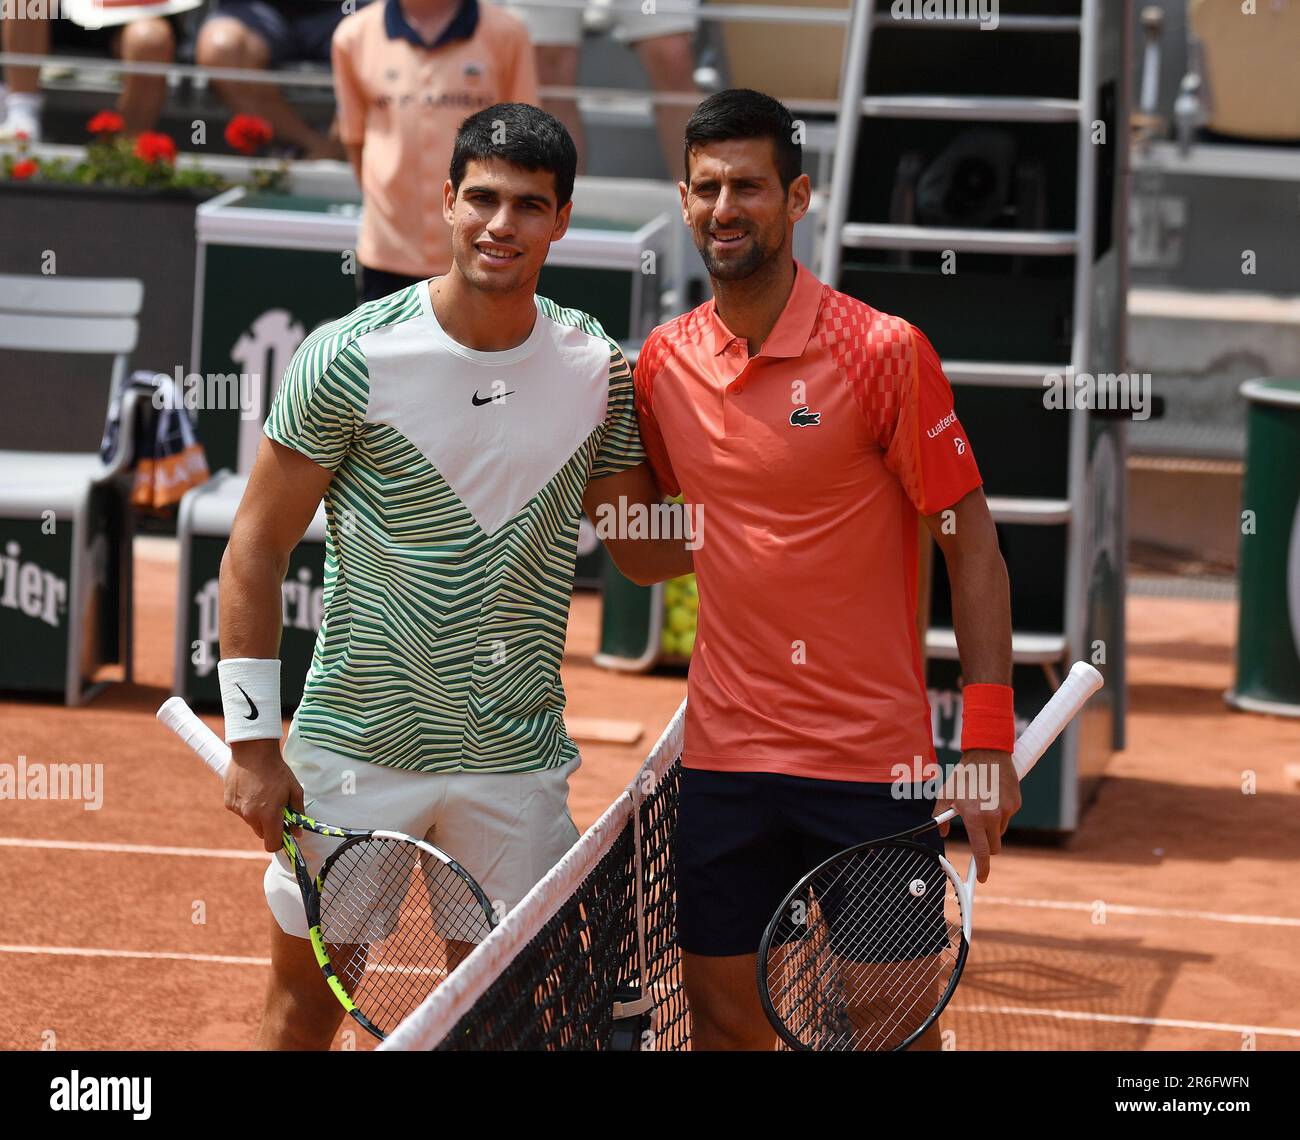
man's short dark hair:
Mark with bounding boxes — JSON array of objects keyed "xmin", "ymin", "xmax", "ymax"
[
  {"xmin": 683, "ymin": 88, "xmax": 802, "ymax": 191},
  {"xmin": 450, "ymin": 103, "xmax": 578, "ymax": 210}
]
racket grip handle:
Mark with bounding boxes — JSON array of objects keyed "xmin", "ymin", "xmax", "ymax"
[
  {"xmin": 932, "ymin": 661, "xmax": 1103, "ymax": 825},
  {"xmin": 1011, "ymin": 661, "xmax": 1103, "ymax": 780},
  {"xmin": 157, "ymin": 696, "xmax": 233, "ymax": 779}
]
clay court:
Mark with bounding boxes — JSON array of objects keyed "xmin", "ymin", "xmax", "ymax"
[{"xmin": 1, "ymin": 540, "xmax": 1296, "ymax": 1051}]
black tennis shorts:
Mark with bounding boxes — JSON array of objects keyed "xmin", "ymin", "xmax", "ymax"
[{"xmin": 676, "ymin": 767, "xmax": 943, "ymax": 957}]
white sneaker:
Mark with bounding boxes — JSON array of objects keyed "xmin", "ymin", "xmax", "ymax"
[
  {"xmin": 0, "ymin": 93, "xmax": 44, "ymax": 144},
  {"xmin": 584, "ymin": 0, "xmax": 614, "ymax": 34}
]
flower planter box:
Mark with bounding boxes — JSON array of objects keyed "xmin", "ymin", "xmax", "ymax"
[{"xmin": 0, "ymin": 180, "xmax": 219, "ymax": 454}]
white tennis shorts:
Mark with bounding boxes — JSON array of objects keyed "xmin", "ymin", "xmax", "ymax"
[
  {"xmin": 507, "ymin": 0, "xmax": 697, "ymax": 46},
  {"xmin": 264, "ymin": 717, "xmax": 581, "ymax": 938}
]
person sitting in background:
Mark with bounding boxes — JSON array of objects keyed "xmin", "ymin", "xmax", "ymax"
[
  {"xmin": 0, "ymin": 0, "xmax": 196, "ymax": 141},
  {"xmin": 507, "ymin": 0, "xmax": 699, "ymax": 176},
  {"xmin": 332, "ymin": 0, "xmax": 538, "ymax": 303},
  {"xmin": 195, "ymin": 0, "xmax": 368, "ymax": 159},
  {"xmin": 1, "ymin": 9, "xmax": 53, "ymax": 141}
]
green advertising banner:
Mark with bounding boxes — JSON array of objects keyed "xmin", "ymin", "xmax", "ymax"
[
  {"xmin": 0, "ymin": 485, "xmax": 125, "ymax": 701},
  {"xmin": 926, "ymin": 658, "xmax": 1063, "ymax": 833},
  {"xmin": 195, "ymin": 242, "xmax": 357, "ymax": 475},
  {"xmin": 181, "ymin": 535, "xmax": 327, "ymax": 711},
  {"xmin": 0, "ymin": 519, "xmax": 74, "ymax": 694},
  {"xmin": 1230, "ymin": 379, "xmax": 1300, "ymax": 716}
]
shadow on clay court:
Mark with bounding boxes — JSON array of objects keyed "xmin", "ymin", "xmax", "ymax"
[{"xmin": 947, "ymin": 927, "xmax": 1206, "ymax": 1050}]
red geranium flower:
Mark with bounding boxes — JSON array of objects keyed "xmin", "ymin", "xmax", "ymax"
[
  {"xmin": 10, "ymin": 158, "xmax": 39, "ymax": 180},
  {"xmin": 134, "ymin": 131, "xmax": 177, "ymax": 165},
  {"xmin": 88, "ymin": 110, "xmax": 126, "ymax": 135},
  {"xmin": 224, "ymin": 114, "xmax": 273, "ymax": 156}
]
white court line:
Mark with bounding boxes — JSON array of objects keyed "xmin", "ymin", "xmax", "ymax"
[
  {"xmin": 6, "ymin": 837, "xmax": 1299, "ymax": 926},
  {"xmin": 0, "ymin": 836, "xmax": 266, "ymax": 861},
  {"xmin": 4, "ymin": 945, "xmax": 1295, "ymax": 1041},
  {"xmin": 0, "ymin": 944, "xmax": 270, "ymax": 966},
  {"xmin": 953, "ymin": 1004, "xmax": 1300, "ymax": 1040},
  {"xmin": 0, "ymin": 943, "xmax": 442, "ymax": 976},
  {"xmin": 978, "ymin": 895, "xmax": 1300, "ymax": 928}
]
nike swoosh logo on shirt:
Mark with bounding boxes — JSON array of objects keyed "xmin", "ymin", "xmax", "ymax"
[{"xmin": 472, "ymin": 390, "xmax": 516, "ymax": 406}]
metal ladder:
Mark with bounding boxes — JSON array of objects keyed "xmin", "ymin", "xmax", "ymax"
[
  {"xmin": 817, "ymin": 1, "xmax": 1130, "ymax": 827},
  {"xmin": 819, "ymin": 0, "xmax": 1110, "ymax": 678}
]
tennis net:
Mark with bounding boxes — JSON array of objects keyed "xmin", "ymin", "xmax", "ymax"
[{"xmin": 379, "ymin": 700, "xmax": 691, "ymax": 1050}]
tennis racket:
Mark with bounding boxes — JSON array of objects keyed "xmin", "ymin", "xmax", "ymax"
[
  {"xmin": 757, "ymin": 660, "xmax": 1104, "ymax": 1051},
  {"xmin": 156, "ymin": 696, "xmax": 497, "ymax": 1041}
]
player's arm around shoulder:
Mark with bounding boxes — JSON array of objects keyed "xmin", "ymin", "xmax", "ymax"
[
  {"xmin": 582, "ymin": 462, "xmax": 694, "ymax": 585},
  {"xmin": 582, "ymin": 332, "xmax": 694, "ymax": 586}
]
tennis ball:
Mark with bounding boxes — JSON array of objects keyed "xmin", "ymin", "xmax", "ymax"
[{"xmin": 668, "ymin": 604, "xmax": 692, "ymax": 634}]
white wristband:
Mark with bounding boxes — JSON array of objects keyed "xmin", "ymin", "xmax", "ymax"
[{"xmin": 218, "ymin": 658, "xmax": 282, "ymax": 743}]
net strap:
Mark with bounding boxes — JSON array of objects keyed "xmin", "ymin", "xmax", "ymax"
[
  {"xmin": 379, "ymin": 699, "xmax": 688, "ymax": 1051},
  {"xmin": 613, "ymin": 772, "xmax": 653, "ymax": 1021}
]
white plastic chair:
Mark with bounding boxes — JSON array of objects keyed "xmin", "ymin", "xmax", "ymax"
[{"xmin": 0, "ymin": 273, "xmax": 146, "ymax": 705}]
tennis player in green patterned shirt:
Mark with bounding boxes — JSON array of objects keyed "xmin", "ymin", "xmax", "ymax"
[{"xmin": 217, "ymin": 103, "xmax": 694, "ymax": 1049}]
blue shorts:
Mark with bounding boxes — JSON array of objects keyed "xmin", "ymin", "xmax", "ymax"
[
  {"xmin": 204, "ymin": 1, "xmax": 356, "ymax": 65},
  {"xmin": 676, "ymin": 768, "xmax": 943, "ymax": 957}
]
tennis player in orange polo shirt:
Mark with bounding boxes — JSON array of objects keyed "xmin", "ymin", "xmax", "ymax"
[
  {"xmin": 634, "ymin": 89, "xmax": 1022, "ymax": 1051},
  {"xmin": 332, "ymin": 0, "xmax": 538, "ymax": 302}
]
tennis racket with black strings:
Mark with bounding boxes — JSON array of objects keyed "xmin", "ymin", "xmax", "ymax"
[
  {"xmin": 757, "ymin": 660, "xmax": 1104, "ymax": 1051},
  {"xmin": 157, "ymin": 697, "xmax": 497, "ymax": 1040}
]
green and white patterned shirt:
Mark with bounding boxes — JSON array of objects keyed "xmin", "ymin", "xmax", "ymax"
[{"xmin": 263, "ymin": 281, "xmax": 644, "ymax": 773}]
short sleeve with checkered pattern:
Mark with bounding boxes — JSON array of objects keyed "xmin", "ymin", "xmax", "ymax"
[
  {"xmin": 264, "ymin": 322, "xmax": 369, "ymax": 473},
  {"xmin": 820, "ymin": 296, "xmax": 982, "ymax": 515}
]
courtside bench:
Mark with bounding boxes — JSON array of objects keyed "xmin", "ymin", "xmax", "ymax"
[{"xmin": 0, "ymin": 274, "xmax": 144, "ymax": 706}]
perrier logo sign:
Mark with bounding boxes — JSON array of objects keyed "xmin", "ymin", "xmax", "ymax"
[{"xmin": 0, "ymin": 541, "xmax": 68, "ymax": 628}]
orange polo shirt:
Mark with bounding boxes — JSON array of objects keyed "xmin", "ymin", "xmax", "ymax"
[
  {"xmin": 332, "ymin": 0, "xmax": 538, "ymax": 278},
  {"xmin": 634, "ymin": 260, "xmax": 983, "ymax": 782}
]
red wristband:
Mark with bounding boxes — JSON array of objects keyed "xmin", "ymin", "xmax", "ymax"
[{"xmin": 960, "ymin": 683, "xmax": 1015, "ymax": 753}]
